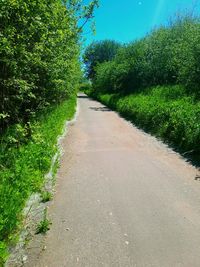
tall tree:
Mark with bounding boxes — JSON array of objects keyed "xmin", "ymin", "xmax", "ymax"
[
  {"xmin": 83, "ymin": 40, "xmax": 122, "ymax": 79},
  {"xmin": 0, "ymin": 0, "xmax": 99, "ymax": 132}
]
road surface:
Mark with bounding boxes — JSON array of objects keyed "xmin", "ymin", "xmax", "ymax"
[{"xmin": 28, "ymin": 93, "xmax": 200, "ymax": 267}]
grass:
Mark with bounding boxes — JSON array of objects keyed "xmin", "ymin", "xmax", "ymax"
[
  {"xmin": 36, "ymin": 218, "xmax": 51, "ymax": 234},
  {"xmin": 87, "ymin": 86, "xmax": 200, "ymax": 164},
  {"xmin": 36, "ymin": 209, "xmax": 51, "ymax": 234},
  {"xmin": 0, "ymin": 96, "xmax": 76, "ymax": 264},
  {"xmin": 41, "ymin": 191, "xmax": 53, "ymax": 203}
]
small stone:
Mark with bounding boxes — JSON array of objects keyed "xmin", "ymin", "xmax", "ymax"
[{"xmin": 22, "ymin": 255, "xmax": 28, "ymax": 263}]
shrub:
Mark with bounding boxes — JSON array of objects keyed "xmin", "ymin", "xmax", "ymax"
[
  {"xmin": 88, "ymin": 86, "xmax": 200, "ymax": 154},
  {"xmin": 0, "ymin": 97, "xmax": 76, "ymax": 262},
  {"xmin": 90, "ymin": 14, "xmax": 200, "ymax": 96}
]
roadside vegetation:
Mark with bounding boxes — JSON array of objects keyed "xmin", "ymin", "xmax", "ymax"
[
  {"xmin": 0, "ymin": 0, "xmax": 98, "ymax": 264},
  {"xmin": 0, "ymin": 97, "xmax": 76, "ymax": 263},
  {"xmin": 36, "ymin": 208, "xmax": 52, "ymax": 235},
  {"xmin": 84, "ymin": 13, "xmax": 200, "ymax": 163}
]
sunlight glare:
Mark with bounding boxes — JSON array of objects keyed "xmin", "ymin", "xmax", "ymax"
[{"xmin": 152, "ymin": 0, "xmax": 166, "ymax": 27}]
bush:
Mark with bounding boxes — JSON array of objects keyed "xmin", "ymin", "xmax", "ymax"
[
  {"xmin": 83, "ymin": 40, "xmax": 122, "ymax": 79},
  {"xmin": 79, "ymin": 82, "xmax": 92, "ymax": 93},
  {"xmin": 0, "ymin": 0, "xmax": 81, "ymax": 132},
  {"xmin": 0, "ymin": 97, "xmax": 76, "ymax": 263},
  {"xmin": 90, "ymin": 14, "xmax": 200, "ymax": 96},
  {"xmin": 88, "ymin": 86, "xmax": 200, "ymax": 154}
]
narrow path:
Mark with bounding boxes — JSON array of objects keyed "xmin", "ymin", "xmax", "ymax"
[{"xmin": 28, "ymin": 93, "xmax": 200, "ymax": 267}]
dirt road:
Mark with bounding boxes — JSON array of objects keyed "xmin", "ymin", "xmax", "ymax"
[{"xmin": 28, "ymin": 93, "xmax": 200, "ymax": 267}]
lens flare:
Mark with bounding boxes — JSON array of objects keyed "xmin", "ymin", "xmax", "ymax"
[{"xmin": 152, "ymin": 0, "xmax": 165, "ymax": 27}]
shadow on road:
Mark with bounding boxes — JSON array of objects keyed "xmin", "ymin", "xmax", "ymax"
[
  {"xmin": 78, "ymin": 95, "xmax": 88, "ymax": 99},
  {"xmin": 89, "ymin": 107, "xmax": 112, "ymax": 112}
]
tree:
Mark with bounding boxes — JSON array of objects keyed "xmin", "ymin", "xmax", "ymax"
[
  {"xmin": 0, "ymin": 0, "xmax": 99, "ymax": 133},
  {"xmin": 83, "ymin": 40, "xmax": 122, "ymax": 79}
]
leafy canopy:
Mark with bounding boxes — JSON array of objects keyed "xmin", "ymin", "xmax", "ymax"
[{"xmin": 83, "ymin": 40, "xmax": 122, "ymax": 79}]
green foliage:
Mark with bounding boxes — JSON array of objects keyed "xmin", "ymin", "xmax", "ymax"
[
  {"xmin": 36, "ymin": 209, "xmax": 51, "ymax": 234},
  {"xmin": 89, "ymin": 14, "xmax": 200, "ymax": 95},
  {"xmin": 41, "ymin": 191, "xmax": 53, "ymax": 203},
  {"xmin": 88, "ymin": 86, "xmax": 200, "ymax": 154},
  {"xmin": 0, "ymin": 0, "xmax": 94, "ymax": 132},
  {"xmin": 0, "ymin": 242, "xmax": 8, "ymax": 266},
  {"xmin": 83, "ymin": 40, "xmax": 122, "ymax": 79},
  {"xmin": 0, "ymin": 0, "xmax": 99, "ymax": 264},
  {"xmin": 79, "ymin": 81, "xmax": 92, "ymax": 92},
  {"xmin": 0, "ymin": 97, "xmax": 76, "ymax": 263},
  {"xmin": 86, "ymin": 13, "xmax": 200, "ymax": 160},
  {"xmin": 36, "ymin": 218, "xmax": 51, "ymax": 234}
]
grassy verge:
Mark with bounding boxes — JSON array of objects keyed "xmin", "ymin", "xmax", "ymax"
[
  {"xmin": 86, "ymin": 86, "xmax": 200, "ymax": 163},
  {"xmin": 0, "ymin": 97, "xmax": 76, "ymax": 264}
]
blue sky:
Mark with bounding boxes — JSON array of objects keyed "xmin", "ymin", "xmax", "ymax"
[{"xmin": 82, "ymin": 0, "xmax": 200, "ymax": 47}]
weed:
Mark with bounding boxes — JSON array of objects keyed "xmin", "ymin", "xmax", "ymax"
[
  {"xmin": 0, "ymin": 242, "xmax": 8, "ymax": 266},
  {"xmin": 41, "ymin": 191, "xmax": 53, "ymax": 203},
  {"xmin": 36, "ymin": 209, "xmax": 51, "ymax": 234}
]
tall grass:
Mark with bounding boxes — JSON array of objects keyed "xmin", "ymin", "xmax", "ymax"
[
  {"xmin": 87, "ymin": 86, "xmax": 200, "ymax": 156},
  {"xmin": 0, "ymin": 97, "xmax": 76, "ymax": 264},
  {"xmin": 90, "ymin": 15, "xmax": 200, "ymax": 97}
]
